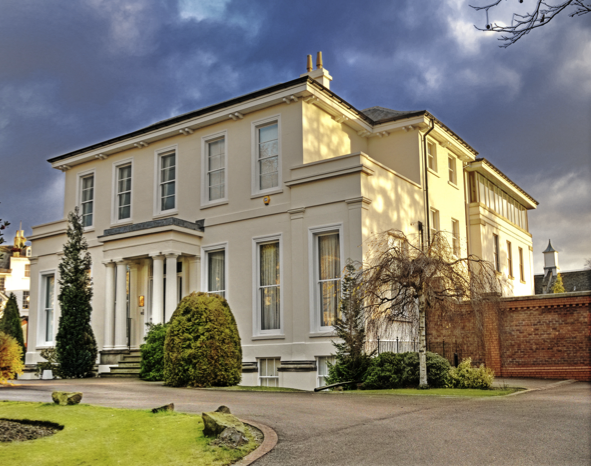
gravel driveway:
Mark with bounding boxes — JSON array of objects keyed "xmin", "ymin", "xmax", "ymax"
[{"xmin": 2, "ymin": 378, "xmax": 590, "ymax": 466}]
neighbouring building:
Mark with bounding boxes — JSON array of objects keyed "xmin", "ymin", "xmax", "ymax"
[
  {"xmin": 534, "ymin": 240, "xmax": 591, "ymax": 294},
  {"xmin": 0, "ymin": 228, "xmax": 31, "ymax": 346},
  {"xmin": 26, "ymin": 53, "xmax": 538, "ymax": 389}
]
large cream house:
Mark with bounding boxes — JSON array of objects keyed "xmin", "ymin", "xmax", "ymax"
[{"xmin": 26, "ymin": 55, "xmax": 538, "ymax": 389}]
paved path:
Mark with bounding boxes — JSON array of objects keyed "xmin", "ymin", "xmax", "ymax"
[{"xmin": 2, "ymin": 378, "xmax": 590, "ymax": 465}]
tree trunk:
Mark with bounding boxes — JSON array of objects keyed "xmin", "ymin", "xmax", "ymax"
[{"xmin": 418, "ymin": 291, "xmax": 428, "ymax": 388}]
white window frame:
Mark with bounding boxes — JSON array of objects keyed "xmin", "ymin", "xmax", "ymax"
[
  {"xmin": 201, "ymin": 130, "xmax": 229, "ymax": 208},
  {"xmin": 76, "ymin": 168, "xmax": 96, "ymax": 231},
  {"xmin": 251, "ymin": 114, "xmax": 282, "ymax": 197},
  {"xmin": 111, "ymin": 157, "xmax": 134, "ymax": 225},
  {"xmin": 252, "ymin": 233, "xmax": 283, "ymax": 337},
  {"xmin": 153, "ymin": 144, "xmax": 179, "ymax": 217},
  {"xmin": 448, "ymin": 155, "xmax": 457, "ymax": 185},
  {"xmin": 201, "ymin": 242, "xmax": 228, "ymax": 299},
  {"xmin": 258, "ymin": 357, "xmax": 280, "ymax": 387},
  {"xmin": 316, "ymin": 355, "xmax": 335, "ymax": 388},
  {"xmin": 37, "ymin": 270, "xmax": 57, "ymax": 346},
  {"xmin": 308, "ymin": 223, "xmax": 345, "ymax": 334},
  {"xmin": 451, "ymin": 218, "xmax": 460, "ymax": 256},
  {"xmin": 427, "ymin": 140, "xmax": 437, "ymax": 172},
  {"xmin": 430, "ymin": 208, "xmax": 439, "ymax": 240}
]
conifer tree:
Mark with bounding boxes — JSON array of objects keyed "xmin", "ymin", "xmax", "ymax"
[
  {"xmin": 55, "ymin": 209, "xmax": 97, "ymax": 378},
  {"xmin": 552, "ymin": 273, "xmax": 566, "ymax": 293},
  {"xmin": 0, "ymin": 293, "xmax": 26, "ymax": 361},
  {"xmin": 326, "ymin": 264, "xmax": 373, "ymax": 388}
]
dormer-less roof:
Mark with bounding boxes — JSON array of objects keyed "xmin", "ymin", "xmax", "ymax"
[{"xmin": 361, "ymin": 106, "xmax": 425, "ymax": 123}]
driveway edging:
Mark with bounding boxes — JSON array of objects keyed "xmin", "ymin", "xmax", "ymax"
[
  {"xmin": 504, "ymin": 379, "xmax": 577, "ymax": 397},
  {"xmin": 236, "ymin": 418, "xmax": 278, "ymax": 466}
]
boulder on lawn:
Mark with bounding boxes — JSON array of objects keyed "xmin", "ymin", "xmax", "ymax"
[
  {"xmin": 52, "ymin": 391, "xmax": 83, "ymax": 406},
  {"xmin": 202, "ymin": 411, "xmax": 245, "ymax": 437},
  {"xmin": 152, "ymin": 403, "xmax": 175, "ymax": 414},
  {"xmin": 215, "ymin": 405, "xmax": 231, "ymax": 414},
  {"xmin": 213, "ymin": 427, "xmax": 248, "ymax": 448}
]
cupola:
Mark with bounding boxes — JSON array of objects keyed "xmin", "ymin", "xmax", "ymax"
[{"xmin": 542, "ymin": 239, "xmax": 559, "ymax": 276}]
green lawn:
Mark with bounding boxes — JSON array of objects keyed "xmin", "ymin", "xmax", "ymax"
[
  {"xmin": 0, "ymin": 401, "xmax": 258, "ymax": 466},
  {"xmin": 323, "ymin": 387, "xmax": 523, "ymax": 397},
  {"xmin": 204, "ymin": 385, "xmax": 306, "ymax": 393}
]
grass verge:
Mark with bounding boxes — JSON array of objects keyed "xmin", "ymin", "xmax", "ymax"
[
  {"xmin": 323, "ymin": 387, "xmax": 523, "ymax": 397},
  {"xmin": 0, "ymin": 401, "xmax": 258, "ymax": 466},
  {"xmin": 203, "ymin": 385, "xmax": 306, "ymax": 393}
]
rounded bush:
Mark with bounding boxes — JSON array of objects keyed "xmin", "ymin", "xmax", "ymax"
[
  {"xmin": 362, "ymin": 352, "xmax": 406, "ymax": 389},
  {"xmin": 448, "ymin": 357, "xmax": 494, "ymax": 389},
  {"xmin": 402, "ymin": 351, "xmax": 451, "ymax": 388},
  {"xmin": 163, "ymin": 292, "xmax": 242, "ymax": 387},
  {"xmin": 0, "ymin": 331, "xmax": 24, "ymax": 385},
  {"xmin": 140, "ymin": 323, "xmax": 169, "ymax": 381}
]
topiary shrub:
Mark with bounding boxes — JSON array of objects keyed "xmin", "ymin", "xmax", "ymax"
[
  {"xmin": 448, "ymin": 357, "xmax": 494, "ymax": 389},
  {"xmin": 0, "ymin": 331, "xmax": 24, "ymax": 385},
  {"xmin": 35, "ymin": 348, "xmax": 65, "ymax": 379},
  {"xmin": 163, "ymin": 292, "xmax": 242, "ymax": 388},
  {"xmin": 402, "ymin": 351, "xmax": 451, "ymax": 388},
  {"xmin": 363, "ymin": 352, "xmax": 407, "ymax": 389},
  {"xmin": 140, "ymin": 323, "xmax": 169, "ymax": 381}
]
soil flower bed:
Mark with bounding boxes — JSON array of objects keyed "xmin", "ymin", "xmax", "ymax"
[
  {"xmin": 0, "ymin": 401, "xmax": 260, "ymax": 466},
  {"xmin": 0, "ymin": 419, "xmax": 61, "ymax": 443}
]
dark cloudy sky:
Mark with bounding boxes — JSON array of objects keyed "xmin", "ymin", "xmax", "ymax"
[{"xmin": 0, "ymin": 0, "xmax": 589, "ymax": 272}]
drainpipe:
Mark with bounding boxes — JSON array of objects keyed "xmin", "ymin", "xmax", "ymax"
[{"xmin": 421, "ymin": 118, "xmax": 435, "ymax": 247}]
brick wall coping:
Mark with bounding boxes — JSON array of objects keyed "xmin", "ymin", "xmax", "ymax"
[{"xmin": 500, "ymin": 291, "xmax": 591, "ymax": 303}]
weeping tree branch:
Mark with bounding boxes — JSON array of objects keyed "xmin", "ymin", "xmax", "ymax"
[
  {"xmin": 356, "ymin": 230, "xmax": 507, "ymax": 387},
  {"xmin": 471, "ymin": 0, "xmax": 591, "ymax": 47}
]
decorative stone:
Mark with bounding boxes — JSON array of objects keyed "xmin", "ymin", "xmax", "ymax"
[
  {"xmin": 152, "ymin": 403, "xmax": 174, "ymax": 414},
  {"xmin": 202, "ymin": 411, "xmax": 245, "ymax": 437},
  {"xmin": 51, "ymin": 391, "xmax": 83, "ymax": 406},
  {"xmin": 214, "ymin": 427, "xmax": 248, "ymax": 448},
  {"xmin": 215, "ymin": 405, "xmax": 231, "ymax": 414}
]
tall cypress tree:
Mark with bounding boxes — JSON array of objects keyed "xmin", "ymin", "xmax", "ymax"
[
  {"xmin": 55, "ymin": 209, "xmax": 97, "ymax": 378},
  {"xmin": 0, "ymin": 293, "xmax": 26, "ymax": 362}
]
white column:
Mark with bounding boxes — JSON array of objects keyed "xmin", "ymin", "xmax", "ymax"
[
  {"xmin": 114, "ymin": 261, "xmax": 128, "ymax": 350},
  {"xmin": 151, "ymin": 254, "xmax": 164, "ymax": 325},
  {"xmin": 165, "ymin": 253, "xmax": 179, "ymax": 321},
  {"xmin": 189, "ymin": 256, "xmax": 200, "ymax": 294},
  {"xmin": 128, "ymin": 262, "xmax": 139, "ymax": 349},
  {"xmin": 103, "ymin": 262, "xmax": 116, "ymax": 350}
]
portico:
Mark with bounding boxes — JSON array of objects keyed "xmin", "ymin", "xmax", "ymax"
[{"xmin": 98, "ymin": 218, "xmax": 202, "ymax": 363}]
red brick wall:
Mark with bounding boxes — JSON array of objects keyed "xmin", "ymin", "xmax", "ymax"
[{"xmin": 426, "ymin": 292, "xmax": 591, "ymax": 381}]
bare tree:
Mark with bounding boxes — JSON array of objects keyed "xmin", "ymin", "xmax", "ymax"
[
  {"xmin": 357, "ymin": 230, "xmax": 503, "ymax": 388},
  {"xmin": 471, "ymin": 0, "xmax": 591, "ymax": 47},
  {"xmin": 584, "ymin": 258, "xmax": 591, "ymax": 269}
]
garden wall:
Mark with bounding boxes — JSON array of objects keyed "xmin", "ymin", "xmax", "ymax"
[{"xmin": 426, "ymin": 291, "xmax": 591, "ymax": 381}]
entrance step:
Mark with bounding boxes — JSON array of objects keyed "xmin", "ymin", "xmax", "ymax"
[{"xmin": 100, "ymin": 350, "xmax": 142, "ymax": 379}]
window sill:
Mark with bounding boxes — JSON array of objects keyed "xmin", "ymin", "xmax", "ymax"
[
  {"xmin": 251, "ymin": 334, "xmax": 285, "ymax": 341},
  {"xmin": 83, "ymin": 227, "xmax": 95, "ymax": 233},
  {"xmin": 110, "ymin": 220, "xmax": 133, "ymax": 228},
  {"xmin": 153, "ymin": 210, "xmax": 178, "ymax": 220},
  {"xmin": 308, "ymin": 331, "xmax": 336, "ymax": 338},
  {"xmin": 427, "ymin": 168, "xmax": 439, "ymax": 177},
  {"xmin": 200, "ymin": 200, "xmax": 229, "ymax": 210},
  {"xmin": 251, "ymin": 189, "xmax": 283, "ymax": 199},
  {"xmin": 448, "ymin": 180, "xmax": 459, "ymax": 190}
]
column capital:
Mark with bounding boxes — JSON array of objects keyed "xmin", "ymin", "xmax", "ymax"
[
  {"xmin": 163, "ymin": 251, "xmax": 181, "ymax": 258},
  {"xmin": 102, "ymin": 260, "xmax": 115, "ymax": 267},
  {"xmin": 149, "ymin": 253, "xmax": 165, "ymax": 259},
  {"xmin": 114, "ymin": 259, "xmax": 128, "ymax": 266}
]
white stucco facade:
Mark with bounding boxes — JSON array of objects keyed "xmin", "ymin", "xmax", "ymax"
[{"xmin": 25, "ymin": 63, "xmax": 538, "ymax": 388}]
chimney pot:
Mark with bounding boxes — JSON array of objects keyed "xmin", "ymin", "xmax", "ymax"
[
  {"xmin": 306, "ymin": 55, "xmax": 313, "ymax": 72},
  {"xmin": 316, "ymin": 51, "xmax": 323, "ymax": 70}
]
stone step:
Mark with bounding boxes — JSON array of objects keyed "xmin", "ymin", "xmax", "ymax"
[
  {"xmin": 117, "ymin": 362, "xmax": 141, "ymax": 369},
  {"xmin": 110, "ymin": 366, "xmax": 140, "ymax": 374},
  {"xmin": 121, "ymin": 355, "xmax": 141, "ymax": 363},
  {"xmin": 101, "ymin": 372, "xmax": 140, "ymax": 378}
]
